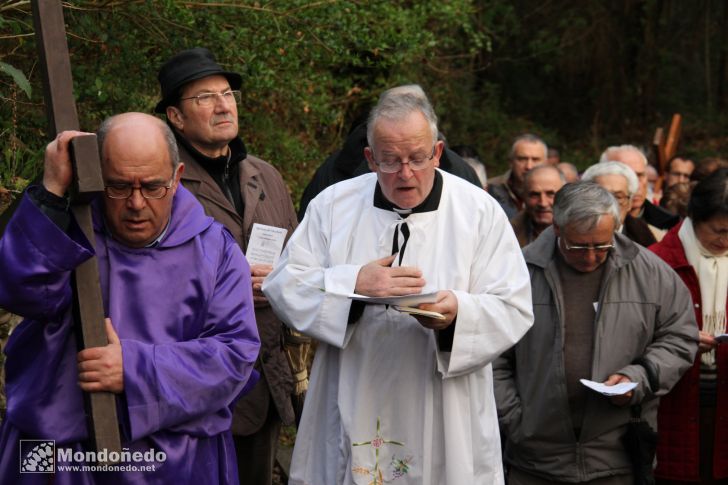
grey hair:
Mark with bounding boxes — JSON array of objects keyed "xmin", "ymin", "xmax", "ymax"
[
  {"xmin": 553, "ymin": 182, "xmax": 620, "ymax": 232},
  {"xmin": 557, "ymin": 162, "xmax": 579, "ymax": 181},
  {"xmin": 97, "ymin": 114, "xmax": 180, "ymax": 171},
  {"xmin": 524, "ymin": 164, "xmax": 566, "ymax": 187},
  {"xmin": 599, "ymin": 144, "xmax": 647, "ymax": 168},
  {"xmin": 509, "ymin": 134, "xmax": 548, "ymax": 161},
  {"xmin": 581, "ymin": 161, "xmax": 639, "ymax": 197},
  {"xmin": 367, "ymin": 84, "xmax": 438, "ymax": 150}
]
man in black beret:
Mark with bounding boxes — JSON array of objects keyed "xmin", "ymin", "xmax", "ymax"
[{"xmin": 156, "ymin": 47, "xmax": 304, "ymax": 485}]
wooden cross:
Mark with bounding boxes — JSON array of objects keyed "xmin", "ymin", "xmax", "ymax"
[
  {"xmin": 652, "ymin": 113, "xmax": 682, "ymax": 193},
  {"xmin": 31, "ymin": 0, "xmax": 121, "ymax": 457}
]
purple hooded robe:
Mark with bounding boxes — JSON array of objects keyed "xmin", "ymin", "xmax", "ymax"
[{"xmin": 0, "ymin": 186, "xmax": 260, "ymax": 484}]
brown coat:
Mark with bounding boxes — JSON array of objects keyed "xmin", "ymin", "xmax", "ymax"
[{"xmin": 179, "ymin": 144, "xmax": 298, "ymax": 434}]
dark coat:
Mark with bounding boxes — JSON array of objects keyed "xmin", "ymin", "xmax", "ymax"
[
  {"xmin": 623, "ymin": 214, "xmax": 657, "ymax": 247},
  {"xmin": 487, "ymin": 170, "xmax": 522, "ymax": 220},
  {"xmin": 297, "ymin": 122, "xmax": 482, "ymax": 220},
  {"xmin": 642, "ymin": 199, "xmax": 680, "ymax": 230},
  {"xmin": 179, "ymin": 143, "xmax": 298, "ymax": 433},
  {"xmin": 650, "ymin": 223, "xmax": 728, "ymax": 481},
  {"xmin": 510, "ymin": 210, "xmax": 536, "ymax": 248}
]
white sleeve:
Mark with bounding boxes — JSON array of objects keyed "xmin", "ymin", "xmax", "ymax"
[
  {"xmin": 262, "ymin": 197, "xmax": 363, "ymax": 348},
  {"xmin": 438, "ymin": 202, "xmax": 534, "ymax": 378}
]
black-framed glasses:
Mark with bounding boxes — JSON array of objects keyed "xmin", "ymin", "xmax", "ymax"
[
  {"xmin": 104, "ymin": 179, "xmax": 175, "ymax": 200},
  {"xmin": 370, "ymin": 146, "xmax": 436, "ymax": 173},
  {"xmin": 179, "ymin": 89, "xmax": 241, "ymax": 107},
  {"xmin": 559, "ymin": 237, "xmax": 615, "ymax": 253}
]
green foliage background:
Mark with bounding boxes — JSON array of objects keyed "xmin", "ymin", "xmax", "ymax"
[{"xmin": 1, "ymin": 0, "xmax": 728, "ymax": 212}]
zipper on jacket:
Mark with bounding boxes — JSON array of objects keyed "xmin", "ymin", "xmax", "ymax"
[
  {"xmin": 575, "ymin": 441, "xmax": 587, "ymax": 481},
  {"xmin": 222, "ymin": 149, "xmax": 235, "ymax": 206}
]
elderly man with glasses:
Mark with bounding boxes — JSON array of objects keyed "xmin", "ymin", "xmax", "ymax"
[
  {"xmin": 263, "ymin": 85, "xmax": 534, "ymax": 484},
  {"xmin": 155, "ymin": 48, "xmax": 303, "ymax": 485},
  {"xmin": 0, "ymin": 113, "xmax": 260, "ymax": 484},
  {"xmin": 494, "ymin": 182, "xmax": 698, "ymax": 485},
  {"xmin": 582, "ymin": 161, "xmax": 657, "ymax": 247},
  {"xmin": 599, "ymin": 145, "xmax": 679, "ymax": 241}
]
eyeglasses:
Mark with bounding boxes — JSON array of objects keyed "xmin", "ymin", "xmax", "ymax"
[
  {"xmin": 371, "ymin": 146, "xmax": 436, "ymax": 173},
  {"xmin": 559, "ymin": 237, "xmax": 615, "ymax": 253},
  {"xmin": 609, "ymin": 191, "xmax": 631, "ymax": 206},
  {"xmin": 179, "ymin": 89, "xmax": 241, "ymax": 107},
  {"xmin": 105, "ymin": 179, "xmax": 175, "ymax": 200}
]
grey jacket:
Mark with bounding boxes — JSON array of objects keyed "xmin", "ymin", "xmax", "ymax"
[{"xmin": 494, "ymin": 227, "xmax": 698, "ymax": 482}]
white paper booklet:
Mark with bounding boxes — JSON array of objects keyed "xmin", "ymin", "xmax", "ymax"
[
  {"xmin": 347, "ymin": 292, "xmax": 439, "ymax": 307},
  {"xmin": 245, "ymin": 223, "xmax": 288, "ymax": 266},
  {"xmin": 393, "ymin": 305, "xmax": 446, "ymax": 320}
]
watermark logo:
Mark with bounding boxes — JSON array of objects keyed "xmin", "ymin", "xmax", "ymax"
[
  {"xmin": 18, "ymin": 440, "xmax": 166, "ymax": 474},
  {"xmin": 20, "ymin": 440, "xmax": 55, "ymax": 473}
]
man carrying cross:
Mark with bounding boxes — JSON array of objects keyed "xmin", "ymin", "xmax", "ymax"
[{"xmin": 0, "ymin": 113, "xmax": 260, "ymax": 484}]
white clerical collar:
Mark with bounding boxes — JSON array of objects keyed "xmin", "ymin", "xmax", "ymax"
[{"xmin": 373, "ymin": 171, "xmax": 443, "ymax": 216}]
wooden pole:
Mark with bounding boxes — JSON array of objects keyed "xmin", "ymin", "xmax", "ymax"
[
  {"xmin": 31, "ymin": 0, "xmax": 121, "ymax": 458},
  {"xmin": 663, "ymin": 113, "xmax": 682, "ymax": 171}
]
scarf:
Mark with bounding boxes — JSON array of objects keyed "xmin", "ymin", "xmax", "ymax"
[{"xmin": 679, "ymin": 218, "xmax": 728, "ymax": 366}]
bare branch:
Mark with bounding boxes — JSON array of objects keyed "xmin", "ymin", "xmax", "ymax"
[
  {"xmin": 179, "ymin": 2, "xmax": 277, "ymax": 14},
  {"xmin": 0, "ymin": 1, "xmax": 30, "ymax": 15},
  {"xmin": 284, "ymin": 0, "xmax": 339, "ymax": 15},
  {"xmin": 0, "ymin": 33, "xmax": 34, "ymax": 40},
  {"xmin": 0, "ymin": 96, "xmax": 42, "ymax": 106}
]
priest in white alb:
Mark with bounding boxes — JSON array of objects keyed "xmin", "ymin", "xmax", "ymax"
[{"xmin": 263, "ymin": 84, "xmax": 534, "ymax": 484}]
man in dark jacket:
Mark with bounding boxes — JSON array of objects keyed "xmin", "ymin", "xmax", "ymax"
[
  {"xmin": 487, "ymin": 134, "xmax": 548, "ymax": 219},
  {"xmin": 494, "ymin": 182, "xmax": 697, "ymax": 484},
  {"xmin": 510, "ymin": 164, "xmax": 565, "ymax": 248},
  {"xmin": 155, "ymin": 47, "xmax": 302, "ymax": 485}
]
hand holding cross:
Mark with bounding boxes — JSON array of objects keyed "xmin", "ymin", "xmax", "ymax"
[{"xmin": 43, "ymin": 131, "xmax": 93, "ymax": 197}]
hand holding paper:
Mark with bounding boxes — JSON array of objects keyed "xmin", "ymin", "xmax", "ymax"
[
  {"xmin": 698, "ymin": 330, "xmax": 720, "ymax": 353},
  {"xmin": 412, "ymin": 290, "xmax": 458, "ymax": 330},
  {"xmin": 347, "ymin": 291, "xmax": 449, "ymax": 322},
  {"xmin": 245, "ymin": 224, "xmax": 288, "ymax": 307},
  {"xmin": 715, "ymin": 333, "xmax": 728, "ymax": 343},
  {"xmin": 580, "ymin": 378, "xmax": 637, "ymax": 397},
  {"xmin": 393, "ymin": 306, "xmax": 446, "ymax": 320}
]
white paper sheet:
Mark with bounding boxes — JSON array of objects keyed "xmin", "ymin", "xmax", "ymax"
[
  {"xmin": 580, "ymin": 378, "xmax": 637, "ymax": 396},
  {"xmin": 245, "ymin": 223, "xmax": 288, "ymax": 266},
  {"xmin": 347, "ymin": 291, "xmax": 439, "ymax": 307}
]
